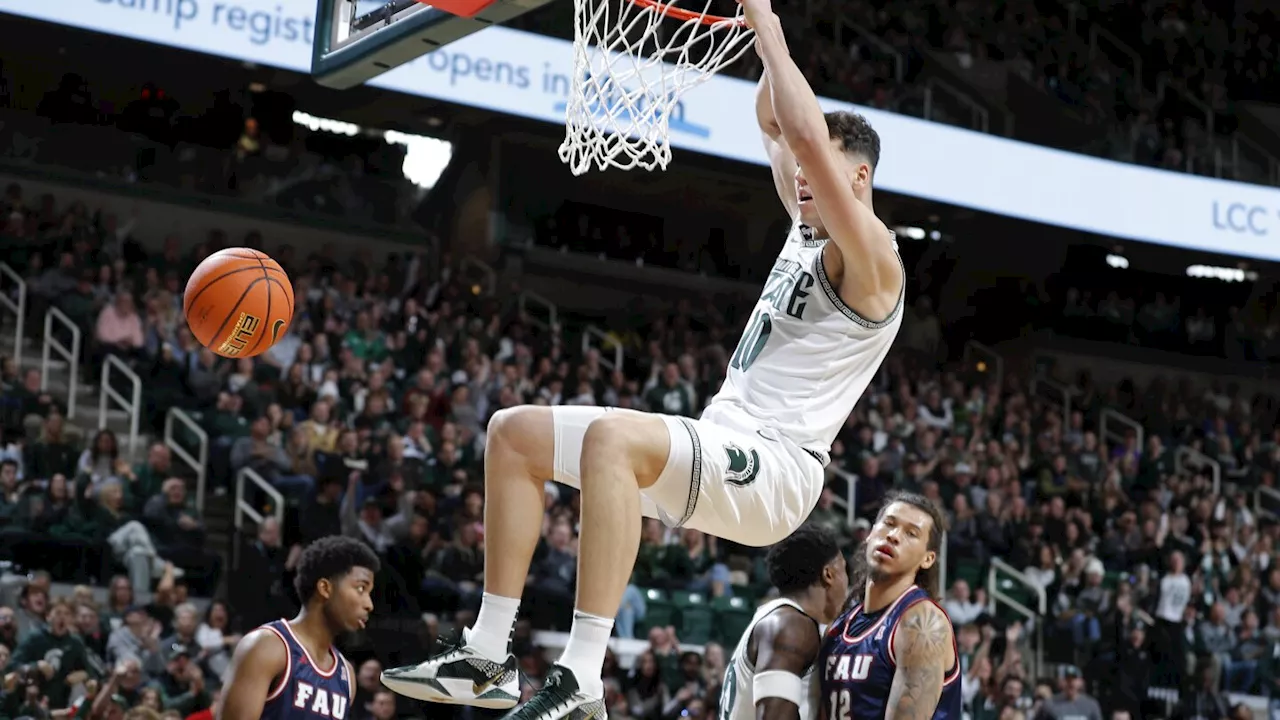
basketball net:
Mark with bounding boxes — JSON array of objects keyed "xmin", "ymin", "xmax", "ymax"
[{"xmin": 558, "ymin": 0, "xmax": 756, "ymax": 176}]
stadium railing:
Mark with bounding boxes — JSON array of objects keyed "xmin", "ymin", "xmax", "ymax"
[
  {"xmin": 165, "ymin": 407, "xmax": 210, "ymax": 514},
  {"xmin": 234, "ymin": 466, "xmax": 284, "ymax": 534},
  {"xmin": 1256, "ymin": 485, "xmax": 1280, "ymax": 523},
  {"xmin": 519, "ymin": 290, "xmax": 559, "ymax": 331},
  {"xmin": 1100, "ymin": 407, "xmax": 1144, "ymax": 452},
  {"xmin": 42, "ymin": 307, "xmax": 81, "ymax": 420},
  {"xmin": 530, "ymin": 630, "xmax": 710, "ymax": 670},
  {"xmin": 1174, "ymin": 446, "xmax": 1221, "ymax": 496},
  {"xmin": 963, "ymin": 340, "xmax": 1004, "ymax": 389},
  {"xmin": 459, "ymin": 256, "xmax": 497, "ymax": 296},
  {"xmin": 923, "ymin": 77, "xmax": 991, "ymax": 134},
  {"xmin": 1089, "ymin": 24, "xmax": 1143, "ymax": 98},
  {"xmin": 581, "ymin": 325, "xmax": 624, "ymax": 371},
  {"xmin": 1031, "ymin": 372, "xmax": 1073, "ymax": 429},
  {"xmin": 937, "ymin": 531, "xmax": 948, "ymax": 596},
  {"xmin": 100, "ymin": 354, "xmax": 142, "ymax": 457},
  {"xmin": 827, "ymin": 466, "xmax": 859, "ymax": 528},
  {"xmin": 1219, "ymin": 134, "xmax": 1280, "ymax": 186},
  {"xmin": 987, "ymin": 557, "xmax": 1047, "ymax": 678},
  {"xmin": 0, "ymin": 262, "xmax": 25, "ymax": 368}
]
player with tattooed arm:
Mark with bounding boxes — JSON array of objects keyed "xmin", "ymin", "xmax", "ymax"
[{"xmin": 820, "ymin": 491, "xmax": 961, "ymax": 720}]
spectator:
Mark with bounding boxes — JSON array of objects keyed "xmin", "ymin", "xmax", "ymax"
[
  {"xmin": 106, "ymin": 606, "xmax": 164, "ymax": 674},
  {"xmin": 234, "ymin": 518, "xmax": 295, "ymax": 629},
  {"xmin": 7, "ymin": 598, "xmax": 97, "ymax": 708},
  {"xmin": 1175, "ymin": 664, "xmax": 1230, "ymax": 720},
  {"xmin": 944, "ymin": 579, "xmax": 984, "ymax": 626},
  {"xmin": 94, "ymin": 292, "xmax": 146, "ymax": 369},
  {"xmin": 1154, "ymin": 550, "xmax": 1193, "ymax": 690},
  {"xmin": 141, "ymin": 480, "xmax": 221, "ymax": 595},
  {"xmin": 1040, "ymin": 668, "xmax": 1103, "ymax": 720},
  {"xmin": 230, "ymin": 415, "xmax": 313, "ymax": 498},
  {"xmin": 644, "ymin": 363, "xmax": 694, "ymax": 417},
  {"xmin": 96, "ymin": 484, "xmax": 173, "ymax": 598}
]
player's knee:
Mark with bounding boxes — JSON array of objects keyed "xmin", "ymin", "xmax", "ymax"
[
  {"xmin": 580, "ymin": 413, "xmax": 669, "ymax": 488},
  {"xmin": 485, "ymin": 405, "xmax": 553, "ymax": 479}
]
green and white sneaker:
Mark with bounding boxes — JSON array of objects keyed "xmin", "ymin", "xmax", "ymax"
[
  {"xmin": 380, "ymin": 630, "xmax": 521, "ymax": 709},
  {"xmin": 500, "ymin": 664, "xmax": 605, "ymax": 720}
]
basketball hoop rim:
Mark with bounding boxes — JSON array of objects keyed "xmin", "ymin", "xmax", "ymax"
[{"xmin": 625, "ymin": 0, "xmax": 747, "ymax": 26}]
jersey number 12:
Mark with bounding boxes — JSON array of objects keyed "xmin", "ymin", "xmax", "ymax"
[
  {"xmin": 828, "ymin": 690, "xmax": 853, "ymax": 720},
  {"xmin": 730, "ymin": 310, "xmax": 773, "ymax": 372}
]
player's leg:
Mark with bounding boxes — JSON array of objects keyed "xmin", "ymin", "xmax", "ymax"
[
  {"xmin": 383, "ymin": 405, "xmax": 669, "ymax": 709},
  {"xmin": 508, "ymin": 411, "xmax": 696, "ymax": 720},
  {"xmin": 470, "ymin": 405, "xmax": 557, "ymax": 654},
  {"xmin": 381, "ymin": 405, "xmax": 563, "ymax": 708},
  {"xmin": 556, "ymin": 411, "xmax": 671, "ymax": 672}
]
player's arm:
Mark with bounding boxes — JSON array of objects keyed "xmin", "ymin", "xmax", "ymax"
[
  {"xmin": 885, "ymin": 603, "xmax": 954, "ymax": 720},
  {"xmin": 752, "ymin": 609, "xmax": 820, "ymax": 720},
  {"xmin": 741, "ymin": 0, "xmax": 901, "ymax": 305},
  {"xmin": 216, "ymin": 629, "xmax": 288, "ymax": 720},
  {"xmin": 756, "ymin": 74, "xmax": 799, "ymax": 219}
]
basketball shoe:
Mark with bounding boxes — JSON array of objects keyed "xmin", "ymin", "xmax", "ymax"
[
  {"xmin": 380, "ymin": 629, "xmax": 521, "ymax": 709},
  {"xmin": 500, "ymin": 665, "xmax": 605, "ymax": 720}
]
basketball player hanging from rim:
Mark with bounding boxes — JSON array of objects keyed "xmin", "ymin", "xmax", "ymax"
[
  {"xmin": 379, "ymin": 0, "xmax": 905, "ymax": 716},
  {"xmin": 821, "ymin": 491, "xmax": 963, "ymax": 720}
]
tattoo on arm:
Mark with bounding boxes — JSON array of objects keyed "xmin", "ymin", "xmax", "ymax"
[
  {"xmin": 754, "ymin": 611, "xmax": 819, "ymax": 720},
  {"xmin": 885, "ymin": 606, "xmax": 952, "ymax": 720}
]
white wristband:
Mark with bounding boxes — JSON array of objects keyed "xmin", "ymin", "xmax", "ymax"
[{"xmin": 753, "ymin": 670, "xmax": 804, "ymax": 705}]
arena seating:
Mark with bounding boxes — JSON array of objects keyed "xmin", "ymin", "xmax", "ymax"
[{"xmin": 4, "ymin": 169, "xmax": 1280, "ymax": 718}]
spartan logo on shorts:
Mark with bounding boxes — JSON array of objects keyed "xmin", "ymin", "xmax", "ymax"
[
  {"xmin": 218, "ymin": 312, "xmax": 260, "ymax": 356},
  {"xmin": 723, "ymin": 443, "xmax": 761, "ymax": 486}
]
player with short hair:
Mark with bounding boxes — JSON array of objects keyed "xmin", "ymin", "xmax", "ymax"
[
  {"xmin": 820, "ymin": 491, "xmax": 962, "ymax": 720},
  {"xmin": 378, "ymin": 0, "xmax": 903, "ymax": 713},
  {"xmin": 216, "ymin": 536, "xmax": 379, "ymax": 720},
  {"xmin": 719, "ymin": 524, "xmax": 847, "ymax": 720}
]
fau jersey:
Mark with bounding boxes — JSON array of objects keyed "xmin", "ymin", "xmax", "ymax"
[
  {"xmin": 260, "ymin": 620, "xmax": 353, "ymax": 720},
  {"xmin": 819, "ymin": 586, "xmax": 961, "ymax": 720}
]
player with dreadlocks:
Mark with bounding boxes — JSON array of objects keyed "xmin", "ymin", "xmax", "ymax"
[{"xmin": 819, "ymin": 491, "xmax": 960, "ymax": 720}]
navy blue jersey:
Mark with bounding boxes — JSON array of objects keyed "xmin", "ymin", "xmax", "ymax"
[
  {"xmin": 260, "ymin": 620, "xmax": 353, "ymax": 720},
  {"xmin": 819, "ymin": 585, "xmax": 961, "ymax": 720}
]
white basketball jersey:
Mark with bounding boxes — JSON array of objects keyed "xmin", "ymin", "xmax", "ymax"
[
  {"xmin": 702, "ymin": 223, "xmax": 903, "ymax": 461},
  {"xmin": 718, "ymin": 598, "xmax": 821, "ymax": 720}
]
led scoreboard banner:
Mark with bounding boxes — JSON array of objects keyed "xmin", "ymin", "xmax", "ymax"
[{"xmin": 5, "ymin": 0, "xmax": 1280, "ymax": 260}]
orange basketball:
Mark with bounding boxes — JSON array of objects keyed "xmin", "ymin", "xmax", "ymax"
[{"xmin": 184, "ymin": 248, "xmax": 295, "ymax": 359}]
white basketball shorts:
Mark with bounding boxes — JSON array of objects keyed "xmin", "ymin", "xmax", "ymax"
[{"xmin": 550, "ymin": 406, "xmax": 825, "ymax": 547}]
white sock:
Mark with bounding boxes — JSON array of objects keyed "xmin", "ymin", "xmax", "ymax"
[
  {"xmin": 556, "ymin": 610, "xmax": 613, "ymax": 698},
  {"xmin": 468, "ymin": 593, "xmax": 520, "ymax": 662}
]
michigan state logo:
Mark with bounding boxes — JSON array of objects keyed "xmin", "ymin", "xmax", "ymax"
[
  {"xmin": 723, "ymin": 443, "xmax": 760, "ymax": 486},
  {"xmin": 718, "ymin": 662, "xmax": 738, "ymax": 720}
]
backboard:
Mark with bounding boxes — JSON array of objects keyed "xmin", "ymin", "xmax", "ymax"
[{"xmin": 312, "ymin": 0, "xmax": 556, "ymax": 90}]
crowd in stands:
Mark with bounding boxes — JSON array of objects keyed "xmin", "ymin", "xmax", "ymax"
[{"xmin": 1, "ymin": 176, "xmax": 1280, "ymax": 720}]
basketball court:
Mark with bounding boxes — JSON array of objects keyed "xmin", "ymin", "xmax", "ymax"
[{"xmin": 311, "ymin": 0, "xmax": 755, "ymax": 175}]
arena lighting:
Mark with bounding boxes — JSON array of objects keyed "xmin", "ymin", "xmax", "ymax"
[
  {"xmin": 291, "ymin": 111, "xmax": 453, "ymax": 189},
  {"xmin": 894, "ymin": 226, "xmax": 927, "ymax": 240},
  {"xmin": 293, "ymin": 111, "xmax": 360, "ymax": 136},
  {"xmin": 1185, "ymin": 264, "xmax": 1259, "ymax": 282},
  {"xmin": 1106, "ymin": 254, "xmax": 1130, "ymax": 269}
]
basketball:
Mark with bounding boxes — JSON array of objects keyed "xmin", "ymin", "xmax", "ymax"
[{"xmin": 184, "ymin": 248, "xmax": 295, "ymax": 359}]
